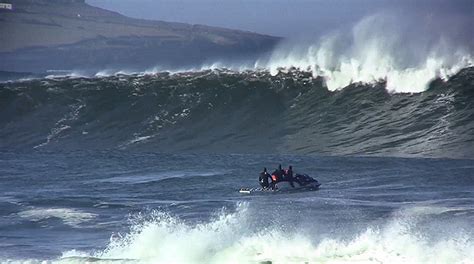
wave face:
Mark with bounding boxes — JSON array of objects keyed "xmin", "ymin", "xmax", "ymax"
[{"xmin": 1, "ymin": 67, "xmax": 473, "ymax": 158}]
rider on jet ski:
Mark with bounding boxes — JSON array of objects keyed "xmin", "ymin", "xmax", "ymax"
[
  {"xmin": 258, "ymin": 164, "xmax": 321, "ymax": 191},
  {"xmin": 270, "ymin": 164, "xmax": 297, "ymax": 189},
  {"xmin": 284, "ymin": 165, "xmax": 295, "ymax": 187},
  {"xmin": 259, "ymin": 168, "xmax": 272, "ymax": 189},
  {"xmin": 269, "ymin": 164, "xmax": 282, "ymax": 190}
]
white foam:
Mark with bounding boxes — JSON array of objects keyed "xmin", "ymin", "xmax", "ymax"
[
  {"xmin": 44, "ymin": 70, "xmax": 88, "ymax": 79},
  {"xmin": 7, "ymin": 13, "xmax": 472, "ymax": 95},
  {"xmin": 17, "ymin": 208, "xmax": 97, "ymax": 228},
  {"xmin": 34, "ymin": 104, "xmax": 85, "ymax": 149},
  {"xmin": 144, "ymin": 13, "xmax": 471, "ymax": 94},
  {"xmin": 79, "ymin": 17, "xmax": 473, "ymax": 95},
  {"xmin": 264, "ymin": 14, "xmax": 473, "ymax": 93},
  {"xmin": 55, "ymin": 203, "xmax": 474, "ymax": 264}
]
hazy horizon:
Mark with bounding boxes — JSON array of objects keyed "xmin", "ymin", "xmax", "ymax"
[{"xmin": 86, "ymin": 0, "xmax": 473, "ymax": 38}]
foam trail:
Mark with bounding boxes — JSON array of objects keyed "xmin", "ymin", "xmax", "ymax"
[
  {"xmin": 17, "ymin": 207, "xmax": 96, "ymax": 228},
  {"xmin": 55, "ymin": 203, "xmax": 474, "ymax": 264}
]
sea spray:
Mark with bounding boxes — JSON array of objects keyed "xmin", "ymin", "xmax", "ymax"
[
  {"xmin": 264, "ymin": 13, "xmax": 473, "ymax": 93},
  {"xmin": 54, "ymin": 203, "xmax": 474, "ymax": 264},
  {"xmin": 10, "ymin": 13, "xmax": 472, "ymax": 95}
]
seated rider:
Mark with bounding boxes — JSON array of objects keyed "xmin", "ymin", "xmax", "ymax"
[
  {"xmin": 284, "ymin": 165, "xmax": 295, "ymax": 187},
  {"xmin": 258, "ymin": 168, "xmax": 271, "ymax": 189},
  {"xmin": 271, "ymin": 165, "xmax": 283, "ymax": 190}
]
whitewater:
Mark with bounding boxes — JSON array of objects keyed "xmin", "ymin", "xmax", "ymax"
[{"xmin": 24, "ymin": 13, "xmax": 470, "ymax": 95}]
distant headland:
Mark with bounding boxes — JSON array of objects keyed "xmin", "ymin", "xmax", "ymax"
[{"xmin": 0, "ymin": 0, "xmax": 280, "ymax": 73}]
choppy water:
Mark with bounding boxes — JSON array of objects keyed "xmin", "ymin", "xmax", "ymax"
[{"xmin": 1, "ymin": 151, "xmax": 473, "ymax": 263}]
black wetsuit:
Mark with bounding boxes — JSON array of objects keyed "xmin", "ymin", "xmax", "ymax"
[
  {"xmin": 270, "ymin": 169, "xmax": 283, "ymax": 190},
  {"xmin": 259, "ymin": 172, "xmax": 271, "ymax": 189},
  {"xmin": 286, "ymin": 168, "xmax": 295, "ymax": 187}
]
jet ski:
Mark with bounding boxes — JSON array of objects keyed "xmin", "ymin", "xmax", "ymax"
[
  {"xmin": 239, "ymin": 174, "xmax": 321, "ymax": 194},
  {"xmin": 277, "ymin": 173, "xmax": 321, "ymax": 191}
]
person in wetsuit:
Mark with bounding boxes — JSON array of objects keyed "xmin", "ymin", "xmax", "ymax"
[
  {"xmin": 284, "ymin": 165, "xmax": 295, "ymax": 187},
  {"xmin": 259, "ymin": 168, "xmax": 271, "ymax": 189},
  {"xmin": 270, "ymin": 164, "xmax": 284, "ymax": 190}
]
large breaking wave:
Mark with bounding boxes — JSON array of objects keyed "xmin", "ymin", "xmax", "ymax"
[
  {"xmin": 6, "ymin": 12, "xmax": 471, "ymax": 95},
  {"xmin": 147, "ymin": 13, "xmax": 473, "ymax": 94},
  {"xmin": 262, "ymin": 14, "xmax": 473, "ymax": 93},
  {"xmin": 1, "ymin": 66, "xmax": 473, "ymax": 158},
  {"xmin": 1, "ymin": 12, "xmax": 473, "ymax": 157}
]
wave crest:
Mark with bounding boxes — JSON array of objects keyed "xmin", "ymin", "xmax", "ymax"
[
  {"xmin": 263, "ymin": 14, "xmax": 473, "ymax": 93},
  {"xmin": 56, "ymin": 204, "xmax": 474, "ymax": 264}
]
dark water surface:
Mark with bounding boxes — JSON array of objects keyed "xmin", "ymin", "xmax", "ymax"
[{"xmin": 1, "ymin": 151, "xmax": 473, "ymax": 263}]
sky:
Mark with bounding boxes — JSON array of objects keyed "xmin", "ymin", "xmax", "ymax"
[{"xmin": 86, "ymin": 0, "xmax": 474, "ymax": 38}]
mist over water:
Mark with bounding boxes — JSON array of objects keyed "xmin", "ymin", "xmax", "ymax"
[
  {"xmin": 35, "ymin": 12, "xmax": 472, "ymax": 94},
  {"xmin": 262, "ymin": 13, "xmax": 473, "ymax": 93},
  {"xmin": 204, "ymin": 11, "xmax": 473, "ymax": 93}
]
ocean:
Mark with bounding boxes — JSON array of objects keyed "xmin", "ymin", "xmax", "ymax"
[{"xmin": 1, "ymin": 64, "xmax": 474, "ymax": 263}]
